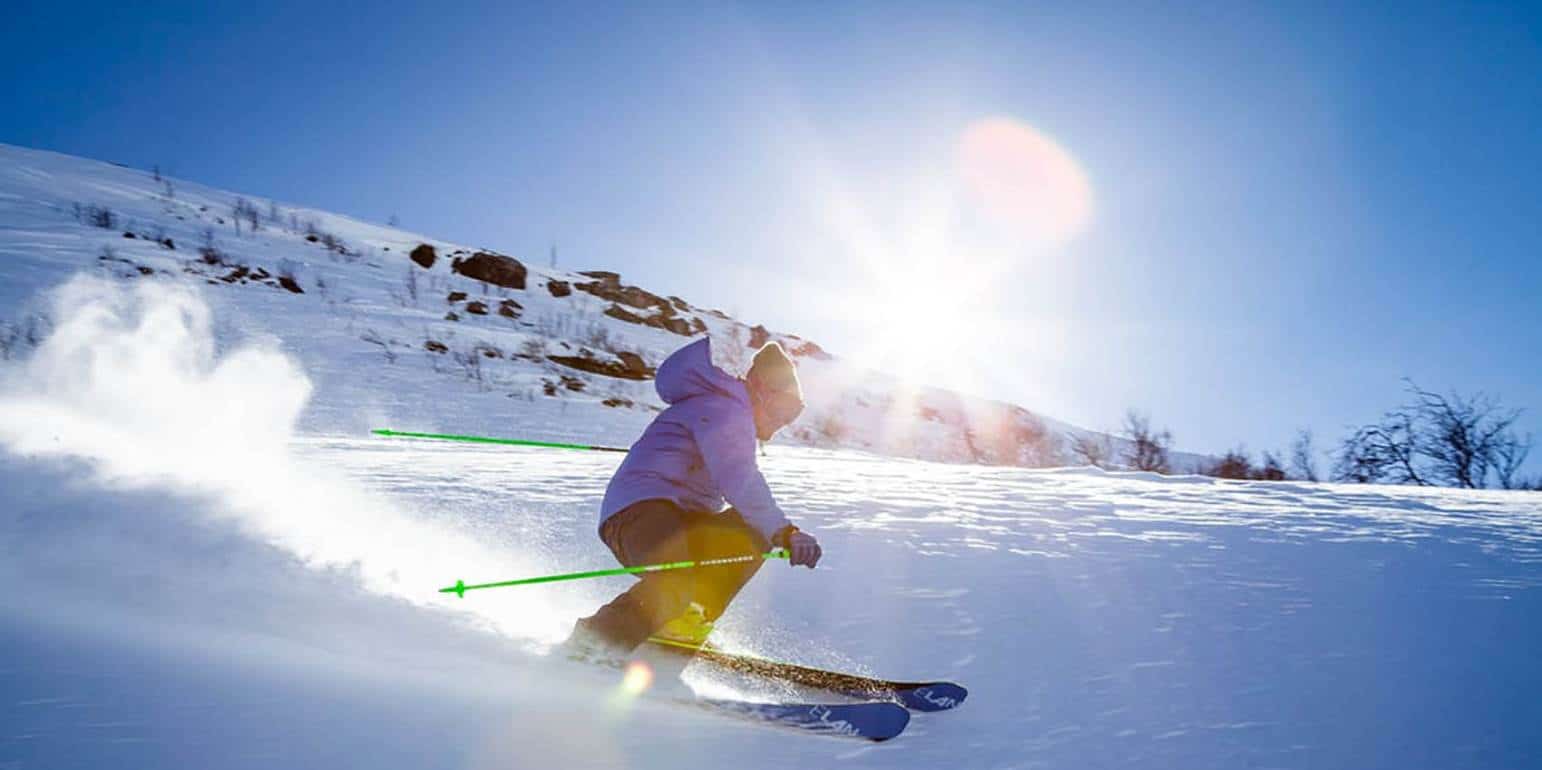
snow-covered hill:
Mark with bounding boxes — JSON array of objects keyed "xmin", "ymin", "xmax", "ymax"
[
  {"xmin": 1, "ymin": 143, "xmax": 1538, "ymax": 769},
  {"xmin": 0, "ymin": 141, "xmax": 1166, "ymax": 469}
]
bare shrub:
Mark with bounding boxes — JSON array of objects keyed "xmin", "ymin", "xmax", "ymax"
[
  {"xmin": 0, "ymin": 322, "xmax": 19, "ymax": 361},
  {"xmin": 581, "ymin": 321, "xmax": 612, "ymax": 351},
  {"xmin": 1203, "ymin": 448, "xmax": 1254, "ymax": 479},
  {"xmin": 451, "ymin": 349, "xmax": 488, "ymax": 390},
  {"xmin": 360, "ymin": 329, "xmax": 398, "ymax": 364},
  {"xmin": 231, "ymin": 197, "xmax": 259, "ymax": 233},
  {"xmin": 1408, "ymin": 382, "xmax": 1526, "ymax": 489},
  {"xmin": 1069, "ymin": 432, "xmax": 1116, "ymax": 469},
  {"xmin": 518, "ymin": 337, "xmax": 548, "ymax": 359},
  {"xmin": 404, "ymin": 267, "xmax": 419, "ymax": 305},
  {"xmin": 197, "ymin": 227, "xmax": 223, "ymax": 265},
  {"xmin": 317, "ymin": 231, "xmax": 348, "ymax": 256},
  {"xmin": 1334, "ymin": 380, "xmax": 1530, "ymax": 489},
  {"xmin": 75, "ymin": 203, "xmax": 117, "ymax": 229},
  {"xmin": 534, "ymin": 313, "xmax": 572, "ymax": 338},
  {"xmin": 1290, "ymin": 429, "xmax": 1320, "ymax": 481},
  {"xmin": 1121, "ymin": 411, "xmax": 1172, "ymax": 473},
  {"xmin": 1334, "ymin": 414, "xmax": 1424, "ymax": 485},
  {"xmin": 1256, "ymin": 450, "xmax": 1287, "ymax": 481},
  {"xmin": 1495, "ymin": 434, "xmax": 1533, "ymax": 490}
]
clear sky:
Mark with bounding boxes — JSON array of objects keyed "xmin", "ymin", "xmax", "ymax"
[{"xmin": 4, "ymin": 1, "xmax": 1539, "ymax": 470}]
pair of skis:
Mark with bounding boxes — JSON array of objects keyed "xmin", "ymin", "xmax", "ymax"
[{"xmin": 646, "ymin": 636, "xmax": 968, "ymax": 741}]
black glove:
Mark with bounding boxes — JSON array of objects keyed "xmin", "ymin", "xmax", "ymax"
[{"xmin": 774, "ymin": 526, "xmax": 822, "ymax": 569}]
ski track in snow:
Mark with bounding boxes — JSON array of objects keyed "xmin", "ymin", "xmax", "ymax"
[{"xmin": 286, "ymin": 435, "xmax": 1541, "ymax": 768}]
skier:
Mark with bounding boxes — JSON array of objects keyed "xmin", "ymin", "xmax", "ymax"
[{"xmin": 563, "ymin": 336, "xmax": 821, "ymax": 660}]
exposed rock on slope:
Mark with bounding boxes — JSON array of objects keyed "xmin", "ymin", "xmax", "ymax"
[{"xmin": 451, "ymin": 251, "xmax": 526, "ymax": 289}]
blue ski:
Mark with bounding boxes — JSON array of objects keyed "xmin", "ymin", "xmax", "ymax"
[{"xmin": 691, "ymin": 696, "xmax": 910, "ymax": 741}]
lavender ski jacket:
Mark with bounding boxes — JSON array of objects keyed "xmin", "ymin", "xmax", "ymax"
[{"xmin": 598, "ymin": 338, "xmax": 792, "ymax": 542}]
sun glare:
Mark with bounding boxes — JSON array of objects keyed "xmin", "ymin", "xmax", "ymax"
[
  {"xmin": 957, "ymin": 117, "xmax": 1094, "ymax": 246},
  {"xmin": 821, "ymin": 116, "xmax": 1093, "ymax": 395}
]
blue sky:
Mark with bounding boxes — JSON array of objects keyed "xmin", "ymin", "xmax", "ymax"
[{"xmin": 4, "ymin": 1, "xmax": 1540, "ymax": 471}]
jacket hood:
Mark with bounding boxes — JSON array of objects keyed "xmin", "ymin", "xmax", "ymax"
[{"xmin": 655, "ymin": 338, "xmax": 747, "ymax": 405}]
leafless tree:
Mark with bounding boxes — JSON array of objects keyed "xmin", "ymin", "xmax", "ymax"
[
  {"xmin": 1069, "ymin": 432, "xmax": 1115, "ymax": 469},
  {"xmin": 1492, "ymin": 431, "xmax": 1532, "ymax": 490},
  {"xmin": 232, "ymin": 198, "xmax": 260, "ymax": 233},
  {"xmin": 1256, "ymin": 450, "xmax": 1287, "ymax": 481},
  {"xmin": 1122, "ymin": 410, "xmax": 1172, "ymax": 473},
  {"xmin": 1290, "ymin": 428, "xmax": 1320, "ymax": 481},
  {"xmin": 1407, "ymin": 381, "xmax": 1523, "ymax": 489},
  {"xmin": 1334, "ymin": 380, "xmax": 1530, "ymax": 489},
  {"xmin": 1334, "ymin": 409, "xmax": 1425, "ymax": 485}
]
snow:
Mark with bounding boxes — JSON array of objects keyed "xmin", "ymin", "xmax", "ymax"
[
  {"xmin": 1, "ymin": 143, "xmax": 1540, "ymax": 768},
  {"xmin": 0, "ymin": 141, "xmax": 1201, "ymax": 469}
]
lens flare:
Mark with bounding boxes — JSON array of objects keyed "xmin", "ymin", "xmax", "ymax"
[
  {"xmin": 619, "ymin": 660, "xmax": 654, "ymax": 696},
  {"xmin": 958, "ymin": 117, "xmax": 1093, "ymax": 245}
]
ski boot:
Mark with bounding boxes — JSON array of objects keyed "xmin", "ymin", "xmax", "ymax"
[{"xmin": 654, "ymin": 602, "xmax": 715, "ymax": 648}]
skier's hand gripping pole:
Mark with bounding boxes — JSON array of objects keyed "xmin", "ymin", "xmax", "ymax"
[{"xmin": 774, "ymin": 526, "xmax": 822, "ymax": 568}]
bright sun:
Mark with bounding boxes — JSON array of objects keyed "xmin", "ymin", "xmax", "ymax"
[{"xmin": 832, "ymin": 117, "xmax": 1093, "ymax": 391}]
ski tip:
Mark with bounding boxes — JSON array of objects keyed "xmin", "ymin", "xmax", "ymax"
[
  {"xmin": 900, "ymin": 682, "xmax": 969, "ymax": 712},
  {"xmin": 867, "ymin": 702, "xmax": 911, "ymax": 741}
]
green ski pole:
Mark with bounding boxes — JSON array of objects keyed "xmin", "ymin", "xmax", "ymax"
[
  {"xmin": 440, "ymin": 549, "xmax": 790, "ymax": 598},
  {"xmin": 373, "ymin": 428, "xmax": 629, "ymax": 453}
]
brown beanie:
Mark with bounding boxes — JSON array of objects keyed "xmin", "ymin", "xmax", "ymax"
[{"xmin": 747, "ymin": 342, "xmax": 802, "ymax": 398}]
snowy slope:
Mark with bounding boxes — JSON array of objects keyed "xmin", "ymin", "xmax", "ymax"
[
  {"xmin": 0, "ymin": 141, "xmax": 1155, "ymax": 469},
  {"xmin": 1, "ymin": 144, "xmax": 1540, "ymax": 769}
]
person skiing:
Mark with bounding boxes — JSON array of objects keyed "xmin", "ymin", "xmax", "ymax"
[{"xmin": 563, "ymin": 336, "xmax": 821, "ymax": 659}]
